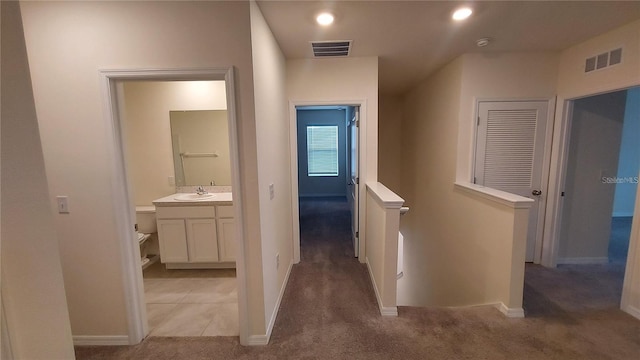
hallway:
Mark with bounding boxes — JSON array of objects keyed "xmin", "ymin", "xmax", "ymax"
[{"xmin": 75, "ymin": 197, "xmax": 640, "ymax": 359}]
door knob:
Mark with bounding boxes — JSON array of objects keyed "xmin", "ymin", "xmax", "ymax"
[{"xmin": 532, "ymin": 189, "xmax": 542, "ymax": 196}]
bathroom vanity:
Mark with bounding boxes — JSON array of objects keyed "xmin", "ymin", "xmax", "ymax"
[{"xmin": 152, "ymin": 192, "xmax": 235, "ymax": 269}]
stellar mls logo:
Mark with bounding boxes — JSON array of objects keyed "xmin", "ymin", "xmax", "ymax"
[{"xmin": 601, "ymin": 176, "xmax": 639, "ymax": 184}]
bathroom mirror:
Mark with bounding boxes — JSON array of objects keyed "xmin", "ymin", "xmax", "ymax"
[{"xmin": 169, "ymin": 110, "xmax": 231, "ymax": 186}]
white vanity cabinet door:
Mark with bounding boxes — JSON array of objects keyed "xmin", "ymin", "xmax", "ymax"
[
  {"xmin": 186, "ymin": 219, "xmax": 219, "ymax": 262},
  {"xmin": 157, "ymin": 219, "xmax": 189, "ymax": 263},
  {"xmin": 217, "ymin": 218, "xmax": 236, "ymax": 262}
]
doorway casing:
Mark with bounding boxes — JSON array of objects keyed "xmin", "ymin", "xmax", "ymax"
[
  {"xmin": 289, "ymin": 100, "xmax": 368, "ymax": 263},
  {"xmin": 100, "ymin": 68, "xmax": 250, "ymax": 344},
  {"xmin": 543, "ymin": 83, "xmax": 640, "ymax": 320}
]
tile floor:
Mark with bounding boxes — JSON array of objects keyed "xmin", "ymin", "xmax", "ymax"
[{"xmin": 143, "ymin": 270, "xmax": 238, "ymax": 337}]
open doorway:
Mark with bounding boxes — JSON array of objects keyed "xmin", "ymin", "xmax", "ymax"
[
  {"xmin": 527, "ymin": 87, "xmax": 638, "ymax": 314},
  {"xmin": 101, "ymin": 68, "xmax": 248, "ymax": 344},
  {"xmin": 295, "ymin": 106, "xmax": 359, "ymax": 260},
  {"xmin": 118, "ymin": 80, "xmax": 239, "ymax": 337}
]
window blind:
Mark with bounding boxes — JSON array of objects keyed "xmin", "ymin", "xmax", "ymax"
[{"xmin": 307, "ymin": 125, "xmax": 339, "ymax": 176}]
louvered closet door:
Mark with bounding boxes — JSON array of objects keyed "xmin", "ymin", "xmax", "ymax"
[{"xmin": 475, "ymin": 101, "xmax": 549, "ymax": 262}]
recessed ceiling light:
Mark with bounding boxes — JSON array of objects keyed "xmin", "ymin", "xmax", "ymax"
[
  {"xmin": 316, "ymin": 12, "xmax": 335, "ymax": 26},
  {"xmin": 452, "ymin": 7, "xmax": 473, "ymax": 21}
]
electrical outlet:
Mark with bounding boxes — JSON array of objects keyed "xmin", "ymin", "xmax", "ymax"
[
  {"xmin": 168, "ymin": 176, "xmax": 175, "ymax": 186},
  {"xmin": 56, "ymin": 196, "xmax": 70, "ymax": 214},
  {"xmin": 269, "ymin": 183, "xmax": 275, "ymax": 200},
  {"xmin": 276, "ymin": 253, "xmax": 280, "ymax": 269}
]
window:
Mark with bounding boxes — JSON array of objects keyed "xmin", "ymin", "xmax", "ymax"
[{"xmin": 307, "ymin": 125, "xmax": 339, "ymax": 176}]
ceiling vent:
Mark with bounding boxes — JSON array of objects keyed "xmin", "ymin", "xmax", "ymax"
[
  {"xmin": 585, "ymin": 48, "xmax": 623, "ymax": 73},
  {"xmin": 311, "ymin": 41, "xmax": 352, "ymax": 58}
]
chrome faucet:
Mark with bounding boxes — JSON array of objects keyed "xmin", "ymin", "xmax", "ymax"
[{"xmin": 196, "ymin": 186, "xmax": 208, "ymax": 195}]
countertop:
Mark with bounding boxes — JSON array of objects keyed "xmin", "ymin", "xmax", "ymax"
[{"xmin": 152, "ymin": 192, "xmax": 233, "ymax": 206}]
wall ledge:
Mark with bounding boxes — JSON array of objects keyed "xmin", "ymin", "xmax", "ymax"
[
  {"xmin": 366, "ymin": 182, "xmax": 404, "ymax": 209},
  {"xmin": 454, "ymin": 182, "xmax": 534, "ymax": 209}
]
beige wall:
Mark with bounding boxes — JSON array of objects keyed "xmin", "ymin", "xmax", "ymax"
[
  {"xmin": 560, "ymin": 91, "xmax": 627, "ymax": 261},
  {"xmin": 557, "ymin": 20, "xmax": 640, "ymax": 99},
  {"xmin": 19, "ymin": 0, "xmax": 268, "ymax": 338},
  {"xmin": 378, "ymin": 94, "xmax": 403, "ymax": 193},
  {"xmin": 1, "ymin": 1, "xmax": 75, "ymax": 357},
  {"xmin": 457, "ymin": 52, "xmax": 559, "ymax": 181},
  {"xmin": 397, "ymin": 54, "xmax": 541, "ymax": 310},
  {"xmin": 250, "ymin": 0, "xmax": 293, "ymax": 336},
  {"xmin": 122, "ymin": 81, "xmax": 228, "ymax": 205}
]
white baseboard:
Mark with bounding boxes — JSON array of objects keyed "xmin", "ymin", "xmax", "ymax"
[
  {"xmin": 613, "ymin": 212, "xmax": 634, "ymax": 218},
  {"xmin": 73, "ymin": 335, "xmax": 130, "ymax": 346},
  {"xmin": 365, "ymin": 258, "xmax": 398, "ymax": 317},
  {"xmin": 623, "ymin": 305, "xmax": 640, "ymax": 320},
  {"xmin": 495, "ymin": 302, "xmax": 525, "ymax": 318},
  {"xmin": 246, "ymin": 334, "xmax": 269, "ymax": 346},
  {"xmin": 247, "ymin": 260, "xmax": 294, "ymax": 346},
  {"xmin": 557, "ymin": 257, "xmax": 609, "ymax": 265}
]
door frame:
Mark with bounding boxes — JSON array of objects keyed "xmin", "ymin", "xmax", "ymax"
[
  {"xmin": 289, "ymin": 100, "xmax": 367, "ymax": 263},
  {"xmin": 472, "ymin": 97, "xmax": 556, "ymax": 264},
  {"xmin": 543, "ymin": 85, "xmax": 640, "ymax": 319},
  {"xmin": 100, "ymin": 68, "xmax": 250, "ymax": 344}
]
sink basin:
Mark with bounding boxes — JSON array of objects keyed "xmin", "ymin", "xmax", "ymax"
[{"xmin": 174, "ymin": 193, "xmax": 216, "ymax": 201}]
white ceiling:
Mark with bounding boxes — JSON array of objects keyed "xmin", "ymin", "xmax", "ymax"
[{"xmin": 256, "ymin": 0, "xmax": 640, "ymax": 95}]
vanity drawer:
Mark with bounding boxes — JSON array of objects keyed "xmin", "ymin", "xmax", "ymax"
[
  {"xmin": 216, "ymin": 205, "xmax": 235, "ymax": 218},
  {"xmin": 156, "ymin": 206, "xmax": 216, "ymax": 219}
]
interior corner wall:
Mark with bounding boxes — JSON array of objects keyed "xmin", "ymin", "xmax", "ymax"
[
  {"xmin": 378, "ymin": 94, "xmax": 403, "ymax": 194},
  {"xmin": 613, "ymin": 88, "xmax": 640, "ymax": 217},
  {"xmin": 19, "ymin": 0, "xmax": 266, "ymax": 338},
  {"xmin": 1, "ymin": 1, "xmax": 75, "ymax": 357},
  {"xmin": 399, "ymin": 52, "xmax": 560, "ymax": 308},
  {"xmin": 559, "ymin": 91, "xmax": 627, "ymax": 260},
  {"xmin": 249, "ymin": 0, "xmax": 292, "ymax": 337}
]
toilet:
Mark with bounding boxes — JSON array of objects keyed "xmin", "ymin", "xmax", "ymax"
[
  {"xmin": 135, "ymin": 206, "xmax": 157, "ymax": 234},
  {"xmin": 135, "ymin": 206, "xmax": 159, "ymax": 268}
]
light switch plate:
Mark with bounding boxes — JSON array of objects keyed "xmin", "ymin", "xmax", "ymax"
[{"xmin": 56, "ymin": 196, "xmax": 70, "ymax": 214}]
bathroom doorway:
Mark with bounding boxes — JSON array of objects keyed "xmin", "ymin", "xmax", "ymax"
[{"xmin": 102, "ymin": 69, "xmax": 248, "ymax": 343}]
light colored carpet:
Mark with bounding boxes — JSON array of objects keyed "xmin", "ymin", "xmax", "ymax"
[{"xmin": 75, "ymin": 197, "xmax": 640, "ymax": 359}]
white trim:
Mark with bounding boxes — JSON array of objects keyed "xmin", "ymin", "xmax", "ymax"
[
  {"xmin": 365, "ymin": 258, "xmax": 398, "ymax": 317},
  {"xmin": 246, "ymin": 335, "xmax": 269, "ymax": 346},
  {"xmin": 622, "ymin": 305, "xmax": 640, "ymax": 320},
  {"xmin": 454, "ymin": 182, "xmax": 534, "ymax": 209},
  {"xmin": 100, "ymin": 68, "xmax": 250, "ymax": 346},
  {"xmin": 613, "ymin": 212, "xmax": 635, "ymax": 217},
  {"xmin": 495, "ymin": 303, "xmax": 525, "ymax": 318},
  {"xmin": 556, "ymin": 257, "xmax": 609, "ymax": 265},
  {"xmin": 366, "ymin": 182, "xmax": 404, "ymax": 209},
  {"xmin": 1, "ymin": 302, "xmax": 13, "ymax": 360},
  {"xmin": 289, "ymin": 100, "xmax": 368, "ymax": 264},
  {"xmin": 73, "ymin": 336, "xmax": 130, "ymax": 346},
  {"xmin": 263, "ymin": 260, "xmax": 294, "ymax": 344}
]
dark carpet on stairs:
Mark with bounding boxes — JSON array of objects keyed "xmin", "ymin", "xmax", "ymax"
[{"xmin": 76, "ymin": 197, "xmax": 640, "ymax": 360}]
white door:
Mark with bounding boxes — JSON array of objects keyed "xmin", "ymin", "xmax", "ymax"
[
  {"xmin": 347, "ymin": 107, "xmax": 360, "ymax": 257},
  {"xmin": 475, "ymin": 101, "xmax": 550, "ymax": 262}
]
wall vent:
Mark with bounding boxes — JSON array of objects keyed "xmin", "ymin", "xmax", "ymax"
[
  {"xmin": 311, "ymin": 40, "xmax": 352, "ymax": 58},
  {"xmin": 585, "ymin": 47, "xmax": 623, "ymax": 73}
]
